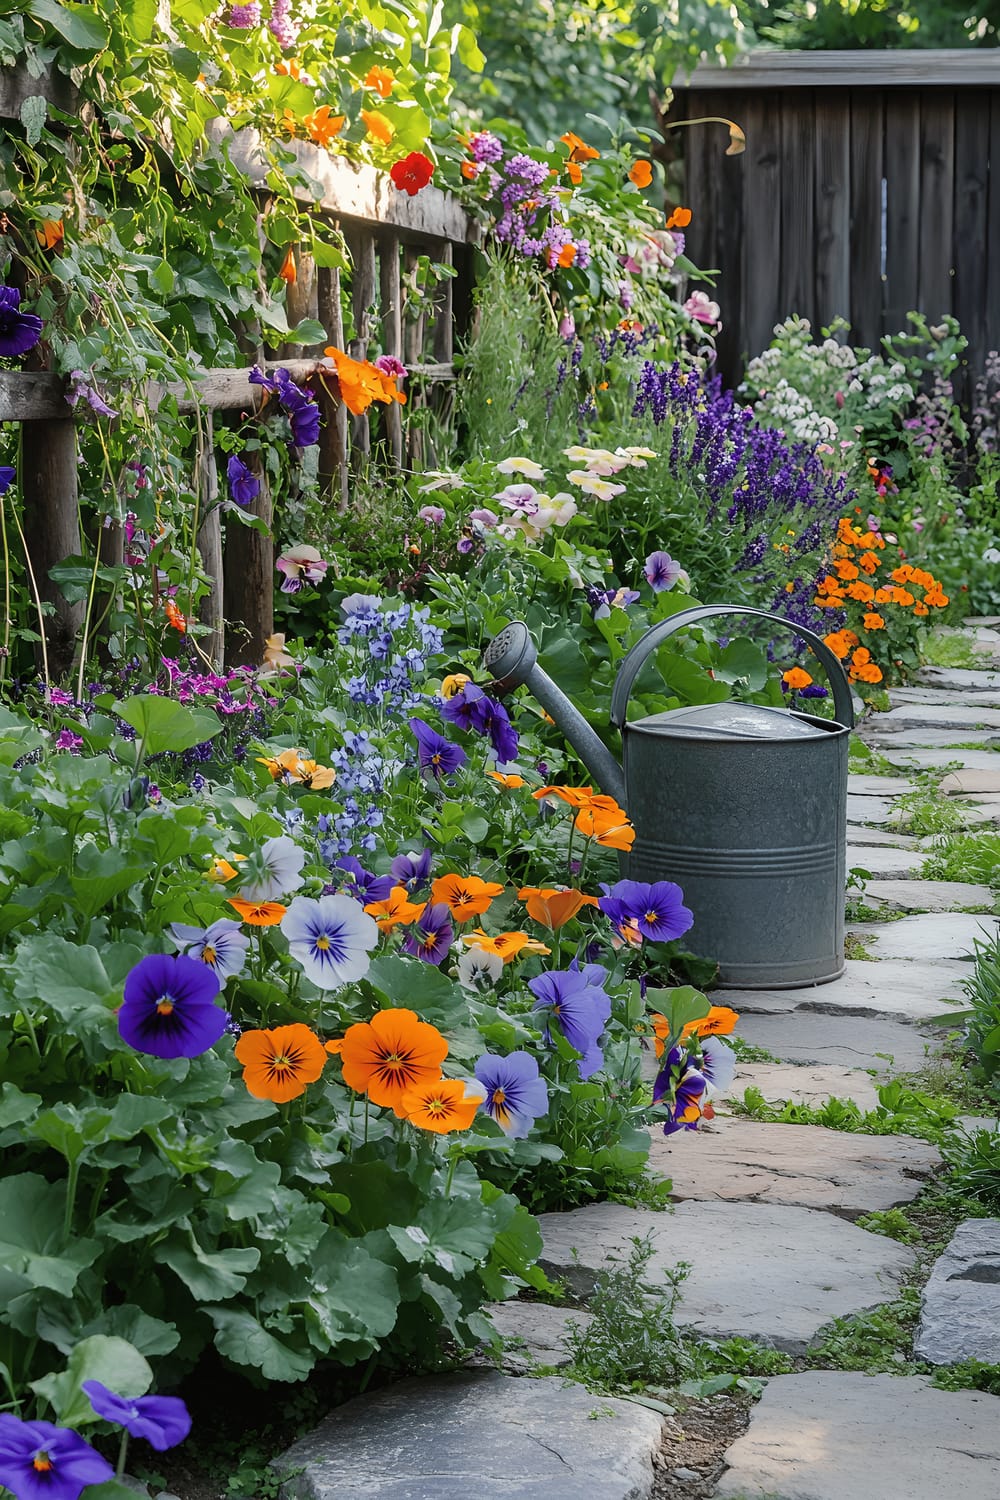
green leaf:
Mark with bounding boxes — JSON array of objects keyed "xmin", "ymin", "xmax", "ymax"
[
  {"xmin": 283, "ymin": 317, "xmax": 329, "ymax": 346},
  {"xmin": 80, "ymin": 1304, "xmax": 180, "ymax": 1358},
  {"xmin": 28, "ymin": 0, "xmax": 110, "ymax": 51},
  {"xmin": 155, "ymin": 1236, "xmax": 260, "ymax": 1300},
  {"xmin": 644, "ymin": 985, "xmax": 711, "ymax": 1051},
  {"xmin": 150, "ymin": 258, "xmax": 175, "ymax": 295},
  {"xmin": 19, "ymin": 94, "xmax": 46, "ymax": 146},
  {"xmin": 70, "ymin": 845, "xmax": 149, "ymax": 919},
  {"xmin": 0, "ymin": 1174, "xmax": 100, "ymax": 1296},
  {"xmin": 205, "ymin": 1307, "xmax": 314, "ymax": 1382},
  {"xmin": 113, "ymin": 695, "xmax": 222, "ymax": 754},
  {"xmin": 30, "ymin": 1335, "xmax": 152, "ymax": 1427},
  {"xmin": 714, "ymin": 636, "xmax": 769, "ymax": 690},
  {"xmin": 0, "ymin": 1083, "xmax": 42, "ymax": 1129},
  {"xmin": 453, "ymin": 22, "xmax": 485, "ymax": 70}
]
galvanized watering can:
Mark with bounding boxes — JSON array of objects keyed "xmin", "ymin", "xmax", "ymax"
[{"xmin": 482, "ymin": 605, "xmax": 855, "ymax": 989}]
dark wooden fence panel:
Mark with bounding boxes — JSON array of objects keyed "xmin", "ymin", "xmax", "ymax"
[{"xmin": 674, "ymin": 52, "xmax": 1000, "ymax": 401}]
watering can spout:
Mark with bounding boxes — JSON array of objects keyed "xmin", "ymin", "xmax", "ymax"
[{"xmin": 482, "ymin": 622, "xmax": 627, "ymax": 806}]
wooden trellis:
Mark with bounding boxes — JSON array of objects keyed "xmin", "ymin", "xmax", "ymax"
[{"xmin": 0, "ymin": 83, "xmax": 479, "ymax": 673}]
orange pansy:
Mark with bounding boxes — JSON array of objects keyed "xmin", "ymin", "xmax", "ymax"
[
  {"xmin": 574, "ymin": 797, "xmax": 635, "ymax": 851},
  {"xmin": 666, "ymin": 206, "xmax": 692, "ymax": 229},
  {"xmin": 465, "ymin": 929, "xmax": 531, "ymax": 963},
  {"xmin": 487, "ymin": 770, "xmax": 526, "ymax": 789},
  {"xmin": 532, "ymin": 784, "xmax": 595, "ymax": 808},
  {"xmin": 303, "ymin": 105, "xmax": 345, "ymax": 147},
  {"xmin": 364, "ymin": 886, "xmax": 427, "ymax": 932},
  {"xmin": 430, "ymin": 873, "xmax": 504, "ymax": 923},
  {"xmin": 560, "ymin": 131, "xmax": 600, "ymax": 163},
  {"xmin": 335, "ymin": 1008, "xmax": 448, "ymax": 1116},
  {"xmin": 234, "ymin": 1023, "xmax": 327, "ymax": 1103},
  {"xmin": 629, "ymin": 160, "xmax": 653, "ymax": 189},
  {"xmin": 782, "ymin": 667, "xmax": 813, "ymax": 690},
  {"xmin": 227, "ymin": 898, "xmax": 287, "ymax": 926},
  {"xmin": 400, "ymin": 1077, "xmax": 481, "ymax": 1133},
  {"xmin": 858, "ymin": 552, "xmax": 879, "ymax": 574},
  {"xmin": 863, "ymin": 612, "xmax": 886, "ymax": 630},
  {"xmin": 517, "ymin": 886, "xmax": 599, "ymax": 930},
  {"xmin": 565, "ymin": 161, "xmax": 583, "ymax": 185},
  {"xmin": 681, "ymin": 1005, "xmax": 740, "ymax": 1039},
  {"xmin": 845, "ymin": 581, "xmax": 875, "ymax": 603}
]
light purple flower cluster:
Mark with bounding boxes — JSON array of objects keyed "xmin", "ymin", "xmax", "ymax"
[
  {"xmin": 66, "ymin": 369, "xmax": 117, "ymax": 419},
  {"xmin": 226, "ymin": 1, "xmax": 261, "ymax": 24},
  {"xmin": 482, "ymin": 153, "xmax": 592, "ymax": 270},
  {"xmin": 336, "ymin": 596, "xmax": 444, "ymax": 716},
  {"xmin": 317, "ymin": 731, "xmax": 388, "ymax": 857},
  {"xmin": 268, "ymin": 0, "xmax": 298, "ymax": 47},
  {"xmin": 468, "ymin": 131, "xmax": 504, "ymax": 166},
  {"xmin": 249, "ymin": 365, "xmax": 319, "ymax": 447}
]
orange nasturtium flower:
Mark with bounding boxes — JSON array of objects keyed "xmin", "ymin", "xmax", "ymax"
[
  {"xmin": 361, "ymin": 108, "xmax": 394, "ymax": 145},
  {"xmin": 36, "ymin": 219, "xmax": 64, "ymax": 249},
  {"xmin": 227, "ymin": 898, "xmax": 287, "ymax": 926},
  {"xmin": 163, "ymin": 599, "xmax": 187, "ymax": 634},
  {"xmin": 278, "ymin": 246, "xmax": 297, "ymax": 285},
  {"xmin": 560, "ymin": 131, "xmax": 600, "ymax": 163},
  {"xmin": 234, "ymin": 1023, "xmax": 327, "ymax": 1103},
  {"xmin": 364, "ymin": 886, "xmax": 427, "ymax": 932},
  {"xmin": 518, "ymin": 886, "xmax": 599, "ymax": 930},
  {"xmin": 823, "ymin": 630, "xmax": 855, "ymax": 660},
  {"xmin": 430, "ymin": 873, "xmax": 505, "ymax": 922},
  {"xmin": 863, "ymin": 612, "xmax": 886, "ymax": 631},
  {"xmin": 323, "ymin": 346, "xmax": 406, "ymax": 415},
  {"xmin": 364, "ymin": 65, "xmax": 395, "ymax": 98},
  {"xmin": 666, "ymin": 206, "xmax": 692, "ymax": 229},
  {"xmin": 400, "ymin": 1078, "xmax": 482, "ymax": 1134},
  {"xmin": 331, "ymin": 1008, "xmax": 448, "ymax": 1116},
  {"xmin": 782, "ymin": 667, "xmax": 814, "ymax": 690},
  {"xmin": 629, "ymin": 160, "xmax": 653, "ymax": 189},
  {"xmin": 465, "ymin": 929, "xmax": 532, "ymax": 963},
  {"xmin": 487, "ymin": 770, "xmax": 526, "ymax": 789},
  {"xmin": 303, "ymin": 106, "xmax": 345, "ymax": 148}
]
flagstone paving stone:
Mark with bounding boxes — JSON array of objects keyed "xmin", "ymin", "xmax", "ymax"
[
  {"xmin": 650, "ymin": 1116, "xmax": 939, "ymax": 1219},
  {"xmin": 878, "ymin": 747, "xmax": 1000, "ymax": 772},
  {"xmin": 916, "ymin": 666, "xmax": 1000, "ymax": 692},
  {"xmin": 537, "ymin": 1202, "xmax": 914, "ymax": 1353},
  {"xmin": 712, "ymin": 1372, "xmax": 1000, "ymax": 1499},
  {"xmin": 889, "ymin": 686, "xmax": 1000, "ymax": 706},
  {"xmin": 718, "ymin": 1061, "xmax": 881, "ymax": 1112},
  {"xmin": 481, "ymin": 1302, "xmax": 592, "ymax": 1371},
  {"xmin": 846, "ymin": 774, "xmax": 914, "ymax": 796},
  {"xmin": 846, "ymin": 911, "xmax": 998, "ymax": 961},
  {"xmin": 276, "ymin": 1370, "xmax": 665, "ymax": 1500},
  {"xmin": 867, "ymin": 703, "xmax": 1000, "ymax": 731},
  {"xmin": 939, "ymin": 767, "xmax": 1000, "ymax": 794},
  {"xmin": 845, "ymin": 794, "xmax": 898, "ymax": 824},
  {"xmin": 726, "ymin": 958, "xmax": 971, "ymax": 1021},
  {"xmin": 735, "ymin": 1011, "xmax": 945, "ymax": 1072},
  {"xmin": 862, "ymin": 726, "xmax": 1000, "ymax": 749},
  {"xmin": 915, "ymin": 1218, "xmax": 1000, "ymax": 1367},
  {"xmin": 843, "ymin": 824, "xmax": 919, "ymax": 848},
  {"xmin": 844, "ymin": 843, "xmax": 926, "ymax": 876},
  {"xmin": 863, "ymin": 877, "xmax": 996, "ymax": 912}
]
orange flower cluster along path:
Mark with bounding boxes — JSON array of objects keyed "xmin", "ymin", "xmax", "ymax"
[{"xmin": 275, "ymin": 623, "xmax": 1000, "ymax": 1500}]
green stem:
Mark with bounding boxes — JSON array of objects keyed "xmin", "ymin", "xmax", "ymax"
[
  {"xmin": 63, "ymin": 1159, "xmax": 81, "ymax": 1245},
  {"xmin": 116, "ymin": 1428, "xmax": 130, "ymax": 1480}
]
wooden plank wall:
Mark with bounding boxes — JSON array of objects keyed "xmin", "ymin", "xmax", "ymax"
[{"xmin": 674, "ymin": 83, "xmax": 998, "ymax": 407}]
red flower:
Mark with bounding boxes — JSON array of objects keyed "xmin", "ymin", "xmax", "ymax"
[{"xmin": 390, "ymin": 151, "xmax": 435, "ymax": 196}]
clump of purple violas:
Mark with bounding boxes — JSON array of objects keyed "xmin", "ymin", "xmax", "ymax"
[
  {"xmin": 0, "ymin": 285, "xmax": 43, "ymax": 358},
  {"xmin": 528, "ymin": 963, "xmax": 611, "ymax": 1078},
  {"xmin": 598, "ymin": 879, "xmax": 693, "ymax": 945},
  {"xmin": 249, "ymin": 364, "xmax": 320, "ymax": 447},
  {"xmin": 439, "ymin": 682, "xmax": 519, "ymax": 764}
]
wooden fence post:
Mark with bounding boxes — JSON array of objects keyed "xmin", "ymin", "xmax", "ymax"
[
  {"xmin": 317, "ymin": 262, "xmax": 350, "ymax": 508},
  {"xmin": 196, "ymin": 411, "xmax": 225, "ymax": 668},
  {"xmin": 20, "ymin": 418, "xmax": 83, "ymax": 679},
  {"xmin": 379, "ymin": 233, "xmax": 404, "ymax": 467},
  {"xmin": 346, "ymin": 228, "xmax": 377, "ymax": 466},
  {"xmin": 403, "ymin": 245, "xmax": 425, "ymax": 470}
]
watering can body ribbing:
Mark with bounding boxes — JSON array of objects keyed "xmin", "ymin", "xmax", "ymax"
[{"xmin": 482, "ymin": 607, "xmax": 854, "ymax": 990}]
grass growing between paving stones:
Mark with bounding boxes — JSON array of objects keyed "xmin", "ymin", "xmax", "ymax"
[
  {"xmin": 923, "ymin": 830, "xmax": 1000, "ymax": 889},
  {"xmin": 921, "ymin": 634, "xmax": 990, "ymax": 670},
  {"xmin": 729, "ymin": 1080, "xmax": 962, "ymax": 1141},
  {"xmin": 848, "ymin": 742, "xmax": 904, "ymax": 777}
]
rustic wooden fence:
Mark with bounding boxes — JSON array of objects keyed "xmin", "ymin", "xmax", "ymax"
[
  {"xmin": 0, "ymin": 79, "xmax": 478, "ymax": 674},
  {"xmin": 672, "ymin": 50, "xmax": 1000, "ymax": 403}
]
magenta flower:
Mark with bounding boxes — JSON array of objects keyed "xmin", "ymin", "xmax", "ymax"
[
  {"xmin": 403, "ymin": 902, "xmax": 454, "ymax": 965},
  {"xmin": 644, "ymin": 550, "xmax": 681, "ymax": 593},
  {"xmin": 684, "ymin": 290, "xmax": 720, "ymax": 326},
  {"xmin": 225, "ymin": 1, "xmax": 261, "ymax": 24},
  {"xmin": 53, "ymin": 729, "xmax": 83, "ymax": 753},
  {"xmin": 83, "ymin": 1382, "xmax": 192, "ymax": 1451},
  {"xmin": 374, "ymin": 354, "xmax": 407, "ymax": 379},
  {"xmin": 0, "ymin": 1415, "xmax": 113, "ymax": 1500},
  {"xmin": 276, "ymin": 545, "xmax": 327, "ymax": 593},
  {"xmin": 0, "ymin": 286, "xmax": 43, "ymax": 358},
  {"xmin": 418, "ymin": 505, "xmax": 445, "ymax": 526}
]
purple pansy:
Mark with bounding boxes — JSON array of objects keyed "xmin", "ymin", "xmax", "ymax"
[
  {"xmin": 418, "ymin": 505, "xmax": 445, "ymax": 526},
  {"xmin": 276, "ymin": 545, "xmax": 327, "ymax": 593},
  {"xmin": 0, "ymin": 465, "xmax": 15, "ymax": 495},
  {"xmin": 118, "ymin": 954, "xmax": 226, "ymax": 1060},
  {"xmin": 644, "ymin": 550, "xmax": 681, "ymax": 593},
  {"xmin": 391, "ymin": 848, "xmax": 433, "ymax": 892},
  {"xmin": 0, "ymin": 1415, "xmax": 114, "ymax": 1500},
  {"xmin": 82, "ymin": 1381, "xmax": 192, "ymax": 1451},
  {"xmin": 403, "ymin": 902, "xmax": 453, "ymax": 966},
  {"xmin": 0, "ymin": 286, "xmax": 43, "ymax": 358},
  {"xmin": 408, "ymin": 718, "xmax": 467, "ymax": 779},
  {"xmin": 440, "ymin": 686, "xmax": 519, "ymax": 764},
  {"xmin": 598, "ymin": 879, "xmax": 693, "ymax": 943},
  {"xmin": 473, "ymin": 1051, "xmax": 549, "ymax": 1137},
  {"xmin": 168, "ymin": 918, "xmax": 250, "ymax": 982},
  {"xmin": 226, "ymin": 455, "xmax": 261, "ymax": 508},
  {"xmin": 334, "ymin": 855, "xmax": 394, "ymax": 905},
  {"xmin": 528, "ymin": 963, "xmax": 611, "ymax": 1079}
]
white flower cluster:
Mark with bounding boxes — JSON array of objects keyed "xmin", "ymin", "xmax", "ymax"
[{"xmin": 760, "ymin": 379, "xmax": 839, "ymax": 444}]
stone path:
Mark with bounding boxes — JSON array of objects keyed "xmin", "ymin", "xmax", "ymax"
[{"xmin": 279, "ymin": 635, "xmax": 1000, "ymax": 1500}]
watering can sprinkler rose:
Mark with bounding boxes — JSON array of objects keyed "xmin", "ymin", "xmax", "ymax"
[{"xmin": 483, "ymin": 606, "xmax": 855, "ymax": 990}]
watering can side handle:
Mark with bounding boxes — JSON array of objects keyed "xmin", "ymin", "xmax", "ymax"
[{"xmin": 608, "ymin": 605, "xmax": 856, "ymax": 731}]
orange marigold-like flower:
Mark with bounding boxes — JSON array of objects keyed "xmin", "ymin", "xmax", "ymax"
[
  {"xmin": 364, "ymin": 886, "xmax": 427, "ymax": 932},
  {"xmin": 227, "ymin": 898, "xmax": 287, "ymax": 926},
  {"xmin": 361, "ymin": 108, "xmax": 394, "ymax": 145},
  {"xmin": 782, "ymin": 667, "xmax": 813, "ymax": 690},
  {"xmin": 845, "ymin": 581, "xmax": 875, "ymax": 603},
  {"xmin": 400, "ymin": 1077, "xmax": 482, "ymax": 1133},
  {"xmin": 364, "ymin": 65, "xmax": 395, "ymax": 98},
  {"xmin": 430, "ymin": 873, "xmax": 504, "ymax": 922},
  {"xmin": 863, "ymin": 612, "xmax": 886, "ymax": 630},
  {"xmin": 834, "ymin": 558, "xmax": 859, "ymax": 581},
  {"xmin": 518, "ymin": 886, "xmax": 598, "ymax": 929},
  {"xmin": 629, "ymin": 160, "xmax": 653, "ymax": 188},
  {"xmin": 666, "ymin": 206, "xmax": 692, "ymax": 229},
  {"xmin": 234, "ymin": 1023, "xmax": 327, "ymax": 1103},
  {"xmin": 333, "ymin": 1008, "xmax": 448, "ymax": 1116},
  {"xmin": 858, "ymin": 551, "xmax": 879, "ymax": 574},
  {"xmin": 465, "ymin": 929, "xmax": 531, "ymax": 963},
  {"xmin": 560, "ymin": 131, "xmax": 600, "ymax": 163}
]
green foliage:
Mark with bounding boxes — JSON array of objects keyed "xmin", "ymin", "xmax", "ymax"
[
  {"xmin": 941, "ymin": 1127, "xmax": 1000, "ymax": 1210},
  {"xmin": 932, "ymin": 1360, "xmax": 1000, "ymax": 1396},
  {"xmin": 923, "ymin": 834, "xmax": 1000, "ymax": 890},
  {"xmin": 809, "ymin": 1288, "xmax": 922, "ymax": 1372},
  {"xmin": 889, "ymin": 788, "xmax": 967, "ymax": 839},
  {"xmin": 941, "ymin": 925, "xmax": 1000, "ymax": 1091},
  {"xmin": 732, "ymin": 1080, "xmax": 962, "ymax": 1143},
  {"xmin": 736, "ymin": 0, "xmax": 998, "ymax": 49},
  {"xmin": 854, "ymin": 1207, "xmax": 923, "ymax": 1244}
]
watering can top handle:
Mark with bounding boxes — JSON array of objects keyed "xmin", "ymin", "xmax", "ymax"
[{"xmin": 608, "ymin": 604, "xmax": 856, "ymax": 731}]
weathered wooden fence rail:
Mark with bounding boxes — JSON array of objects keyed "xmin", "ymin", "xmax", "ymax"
[
  {"xmin": 672, "ymin": 51, "xmax": 1000, "ymax": 403},
  {"xmin": 0, "ymin": 88, "xmax": 478, "ymax": 672}
]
